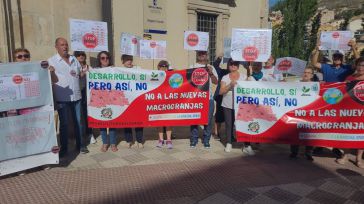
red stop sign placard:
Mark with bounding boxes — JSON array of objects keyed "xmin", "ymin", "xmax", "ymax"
[
  {"xmin": 82, "ymin": 33, "xmax": 98, "ymax": 49},
  {"xmin": 132, "ymin": 37, "xmax": 138, "ymax": 45},
  {"xmin": 243, "ymin": 46, "xmax": 259, "ymax": 61},
  {"xmin": 187, "ymin": 33, "xmax": 199, "ymax": 47},
  {"xmin": 332, "ymin": 32, "xmax": 340, "ymax": 39},
  {"xmin": 150, "ymin": 41, "xmax": 157, "ymax": 48},
  {"xmin": 12, "ymin": 75, "xmax": 23, "ymax": 84},
  {"xmin": 354, "ymin": 81, "xmax": 364, "ymax": 102},
  {"xmin": 278, "ymin": 59, "xmax": 292, "ymax": 71}
]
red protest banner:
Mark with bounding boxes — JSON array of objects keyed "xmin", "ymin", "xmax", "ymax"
[
  {"xmin": 235, "ymin": 81, "xmax": 364, "ymax": 149},
  {"xmin": 87, "ymin": 68, "xmax": 209, "ymax": 128}
]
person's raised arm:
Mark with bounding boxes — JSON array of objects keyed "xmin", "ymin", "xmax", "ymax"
[
  {"xmin": 349, "ymin": 39, "xmax": 360, "ymax": 60},
  {"xmin": 311, "ymin": 43, "xmax": 322, "ymax": 70}
]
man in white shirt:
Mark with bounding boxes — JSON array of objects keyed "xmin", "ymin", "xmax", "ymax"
[
  {"xmin": 190, "ymin": 51, "xmax": 218, "ymax": 148},
  {"xmin": 48, "ymin": 37, "xmax": 89, "ymax": 157}
]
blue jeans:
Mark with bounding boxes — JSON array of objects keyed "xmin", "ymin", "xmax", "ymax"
[
  {"xmin": 124, "ymin": 128, "xmax": 143, "ymax": 143},
  {"xmin": 57, "ymin": 100, "xmax": 84, "ymax": 155},
  {"xmin": 100, "ymin": 128, "xmax": 117, "ymax": 145},
  {"xmin": 190, "ymin": 99, "xmax": 214, "ymax": 144}
]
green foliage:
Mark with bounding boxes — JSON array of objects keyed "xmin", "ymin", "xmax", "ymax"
[{"xmin": 272, "ymin": 0, "xmax": 318, "ymax": 60}]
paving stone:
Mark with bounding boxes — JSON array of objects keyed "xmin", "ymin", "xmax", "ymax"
[
  {"xmin": 122, "ymin": 153, "xmax": 149, "ymax": 164},
  {"xmin": 263, "ymin": 187, "xmax": 302, "ymax": 203},
  {"xmin": 99, "ymin": 158, "xmax": 131, "ymax": 168},
  {"xmin": 140, "ymin": 149, "xmax": 167, "ymax": 159},
  {"xmin": 198, "ymin": 192, "xmax": 240, "ymax": 204},
  {"xmin": 222, "ymin": 188, "xmax": 259, "ymax": 203},
  {"xmin": 319, "ymin": 180, "xmax": 356, "ymax": 198},
  {"xmin": 348, "ymin": 190, "xmax": 364, "ymax": 203},
  {"xmin": 170, "ymin": 151, "xmax": 197, "ymax": 161},
  {"xmin": 306, "ymin": 189, "xmax": 347, "ymax": 204},
  {"xmin": 90, "ymin": 152, "xmax": 119, "ymax": 162},
  {"xmin": 278, "ymin": 183, "xmax": 315, "ymax": 197},
  {"xmin": 245, "ymin": 194, "xmax": 281, "ymax": 204}
]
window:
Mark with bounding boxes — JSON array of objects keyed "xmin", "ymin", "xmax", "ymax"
[{"xmin": 197, "ymin": 13, "xmax": 218, "ymax": 63}]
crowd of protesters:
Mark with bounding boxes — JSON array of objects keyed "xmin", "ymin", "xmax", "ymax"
[{"xmin": 3, "ymin": 36, "xmax": 364, "ymax": 170}]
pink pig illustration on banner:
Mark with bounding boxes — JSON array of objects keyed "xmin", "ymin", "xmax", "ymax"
[{"xmin": 236, "ymin": 103, "xmax": 277, "ymax": 122}]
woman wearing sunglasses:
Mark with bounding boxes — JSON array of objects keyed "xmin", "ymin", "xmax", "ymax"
[
  {"xmin": 219, "ymin": 58, "xmax": 253, "ymax": 154},
  {"xmin": 96, "ymin": 51, "xmax": 119, "ymax": 152}
]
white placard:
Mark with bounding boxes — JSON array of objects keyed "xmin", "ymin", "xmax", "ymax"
[
  {"xmin": 231, "ymin": 28, "xmax": 272, "ymax": 62},
  {"xmin": 69, "ymin": 19, "xmax": 108, "ymax": 52},
  {"xmin": 223, "ymin": 38, "xmax": 231, "ymax": 59},
  {"xmin": 274, "ymin": 57, "xmax": 307, "ymax": 76},
  {"xmin": 139, "ymin": 40, "xmax": 167, "ymax": 59},
  {"xmin": 184, "ymin": 31, "xmax": 209, "ymax": 51},
  {"xmin": 319, "ymin": 31, "xmax": 353, "ymax": 51},
  {"xmin": 120, "ymin": 33, "xmax": 141, "ymax": 56}
]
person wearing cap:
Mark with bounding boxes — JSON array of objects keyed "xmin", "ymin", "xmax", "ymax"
[
  {"xmin": 155, "ymin": 60, "xmax": 174, "ymax": 149},
  {"xmin": 189, "ymin": 51, "xmax": 218, "ymax": 149},
  {"xmin": 312, "ymin": 39, "xmax": 360, "ymax": 82},
  {"xmin": 311, "ymin": 39, "xmax": 360, "ymax": 158},
  {"xmin": 121, "ymin": 54, "xmax": 144, "ymax": 148}
]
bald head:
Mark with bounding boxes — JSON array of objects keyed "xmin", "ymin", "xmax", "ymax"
[{"xmin": 55, "ymin": 37, "xmax": 69, "ymax": 58}]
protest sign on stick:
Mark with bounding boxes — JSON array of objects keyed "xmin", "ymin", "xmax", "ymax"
[
  {"xmin": 70, "ymin": 19, "xmax": 108, "ymax": 52},
  {"xmin": 319, "ymin": 31, "xmax": 353, "ymax": 51}
]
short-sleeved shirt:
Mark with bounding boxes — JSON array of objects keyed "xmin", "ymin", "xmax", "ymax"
[
  {"xmin": 190, "ymin": 63, "xmax": 218, "ymax": 100},
  {"xmin": 48, "ymin": 54, "xmax": 82, "ymax": 102},
  {"xmin": 321, "ymin": 64, "xmax": 353, "ymax": 82},
  {"xmin": 221, "ymin": 73, "xmax": 248, "ymax": 109}
]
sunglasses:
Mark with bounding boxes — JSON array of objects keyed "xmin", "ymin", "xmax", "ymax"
[
  {"xmin": 230, "ymin": 62, "xmax": 240, "ymax": 66},
  {"xmin": 100, "ymin": 56, "xmax": 109, "ymax": 60},
  {"xmin": 16, "ymin": 54, "xmax": 30, "ymax": 59},
  {"xmin": 160, "ymin": 65, "xmax": 169, "ymax": 68}
]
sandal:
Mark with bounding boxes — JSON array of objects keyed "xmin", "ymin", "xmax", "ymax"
[
  {"xmin": 101, "ymin": 144, "xmax": 109, "ymax": 152},
  {"xmin": 111, "ymin": 145, "xmax": 118, "ymax": 152}
]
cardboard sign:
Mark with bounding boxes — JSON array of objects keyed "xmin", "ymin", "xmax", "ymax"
[
  {"xmin": 231, "ymin": 29, "xmax": 272, "ymax": 62},
  {"xmin": 274, "ymin": 57, "xmax": 307, "ymax": 76},
  {"xmin": 184, "ymin": 31, "xmax": 209, "ymax": 51},
  {"xmin": 70, "ymin": 19, "xmax": 108, "ymax": 52},
  {"xmin": 319, "ymin": 31, "xmax": 353, "ymax": 51}
]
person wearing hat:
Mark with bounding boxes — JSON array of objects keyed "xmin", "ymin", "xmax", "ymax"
[
  {"xmin": 189, "ymin": 50, "xmax": 218, "ymax": 149},
  {"xmin": 311, "ymin": 39, "xmax": 360, "ymax": 159}
]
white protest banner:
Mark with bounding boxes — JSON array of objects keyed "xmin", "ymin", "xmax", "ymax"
[
  {"xmin": 319, "ymin": 31, "xmax": 353, "ymax": 51},
  {"xmin": 184, "ymin": 31, "xmax": 209, "ymax": 51},
  {"xmin": 274, "ymin": 57, "xmax": 307, "ymax": 76},
  {"xmin": 139, "ymin": 40, "xmax": 167, "ymax": 59},
  {"xmin": 0, "ymin": 62, "xmax": 58, "ymax": 176},
  {"xmin": 120, "ymin": 33, "xmax": 141, "ymax": 56},
  {"xmin": 70, "ymin": 19, "xmax": 108, "ymax": 52},
  {"xmin": 231, "ymin": 28, "xmax": 272, "ymax": 62}
]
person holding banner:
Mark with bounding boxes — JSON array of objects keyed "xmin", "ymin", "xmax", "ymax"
[
  {"xmin": 95, "ymin": 51, "xmax": 119, "ymax": 152},
  {"xmin": 337, "ymin": 57, "xmax": 364, "ymax": 168},
  {"xmin": 74, "ymin": 51, "xmax": 96, "ymax": 145},
  {"xmin": 156, "ymin": 60, "xmax": 173, "ymax": 149},
  {"xmin": 289, "ymin": 67, "xmax": 315, "ymax": 161},
  {"xmin": 312, "ymin": 39, "xmax": 360, "ymax": 158},
  {"xmin": 121, "ymin": 54, "xmax": 144, "ymax": 148},
  {"xmin": 190, "ymin": 51, "xmax": 218, "ymax": 149},
  {"xmin": 219, "ymin": 58, "xmax": 253, "ymax": 154},
  {"xmin": 48, "ymin": 37, "xmax": 89, "ymax": 156}
]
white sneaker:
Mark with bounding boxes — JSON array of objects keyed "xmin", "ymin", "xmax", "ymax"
[
  {"xmin": 90, "ymin": 135, "xmax": 96, "ymax": 144},
  {"xmin": 224, "ymin": 143, "xmax": 232, "ymax": 152},
  {"xmin": 242, "ymin": 145, "xmax": 255, "ymax": 156}
]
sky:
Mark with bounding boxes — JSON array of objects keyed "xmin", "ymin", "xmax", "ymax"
[{"xmin": 269, "ymin": 0, "xmax": 281, "ymax": 8}]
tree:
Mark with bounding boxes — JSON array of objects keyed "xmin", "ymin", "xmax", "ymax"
[
  {"xmin": 271, "ymin": 0, "xmax": 318, "ymax": 60},
  {"xmin": 305, "ymin": 12, "xmax": 321, "ymax": 59}
]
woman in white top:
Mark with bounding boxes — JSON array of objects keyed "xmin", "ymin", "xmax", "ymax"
[{"xmin": 219, "ymin": 58, "xmax": 254, "ymax": 155}]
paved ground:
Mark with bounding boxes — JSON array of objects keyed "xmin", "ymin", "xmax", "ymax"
[{"xmin": 1, "ymin": 127, "xmax": 364, "ymax": 204}]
